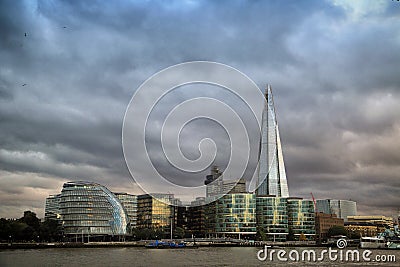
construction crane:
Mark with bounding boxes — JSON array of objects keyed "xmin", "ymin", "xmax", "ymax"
[{"xmin": 310, "ymin": 192, "xmax": 318, "ymax": 212}]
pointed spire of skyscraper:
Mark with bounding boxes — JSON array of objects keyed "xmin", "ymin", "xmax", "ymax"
[{"xmin": 256, "ymin": 85, "xmax": 289, "ymax": 197}]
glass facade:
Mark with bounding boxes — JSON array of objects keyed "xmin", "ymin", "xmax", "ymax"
[
  {"xmin": 45, "ymin": 194, "xmax": 61, "ymax": 221},
  {"xmin": 136, "ymin": 194, "xmax": 174, "ymax": 229},
  {"xmin": 256, "ymin": 196, "xmax": 288, "ymax": 241},
  {"xmin": 287, "ymin": 198, "xmax": 315, "ymax": 240},
  {"xmin": 115, "ymin": 193, "xmax": 137, "ymax": 228},
  {"xmin": 60, "ymin": 181, "xmax": 129, "ymax": 236},
  {"xmin": 316, "ymin": 199, "xmax": 357, "ymax": 222},
  {"xmin": 257, "ymin": 85, "xmax": 289, "ymax": 197},
  {"xmin": 206, "ymin": 194, "xmax": 256, "ymax": 238}
]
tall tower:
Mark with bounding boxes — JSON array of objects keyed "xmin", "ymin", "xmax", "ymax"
[
  {"xmin": 204, "ymin": 165, "xmax": 223, "ymax": 199},
  {"xmin": 256, "ymin": 85, "xmax": 289, "ymax": 197}
]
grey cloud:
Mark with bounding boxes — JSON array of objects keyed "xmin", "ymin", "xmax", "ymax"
[{"xmin": 0, "ymin": 0, "xmax": 399, "ymax": 217}]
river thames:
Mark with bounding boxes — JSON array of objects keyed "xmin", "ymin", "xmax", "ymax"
[{"xmin": 0, "ymin": 247, "xmax": 398, "ymax": 266}]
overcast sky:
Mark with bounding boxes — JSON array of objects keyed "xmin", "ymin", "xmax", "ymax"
[{"xmin": 0, "ymin": 0, "xmax": 399, "ymax": 218}]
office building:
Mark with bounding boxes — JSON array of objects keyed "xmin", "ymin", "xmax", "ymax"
[
  {"xmin": 316, "ymin": 199, "xmax": 357, "ymax": 221},
  {"xmin": 347, "ymin": 215, "xmax": 394, "ymax": 231},
  {"xmin": 59, "ymin": 181, "xmax": 129, "ymax": 237},
  {"xmin": 256, "ymin": 196, "xmax": 288, "ymax": 241},
  {"xmin": 114, "ymin": 193, "xmax": 137, "ymax": 228},
  {"xmin": 345, "ymin": 224, "xmax": 378, "ymax": 237},
  {"xmin": 205, "ymin": 165, "xmax": 223, "ymax": 200},
  {"xmin": 315, "ymin": 213, "xmax": 344, "ymax": 243},
  {"xmin": 204, "ymin": 166, "xmax": 248, "ymax": 202},
  {"xmin": 256, "ymin": 85, "xmax": 289, "ymax": 197},
  {"xmin": 287, "ymin": 198, "xmax": 315, "ymax": 240},
  {"xmin": 187, "ymin": 197, "xmax": 206, "ymax": 237},
  {"xmin": 222, "ymin": 178, "xmax": 247, "ymax": 194},
  {"xmin": 44, "ymin": 194, "xmax": 61, "ymax": 221},
  {"xmin": 205, "ymin": 193, "xmax": 256, "ymax": 239},
  {"xmin": 136, "ymin": 193, "xmax": 175, "ymax": 229}
]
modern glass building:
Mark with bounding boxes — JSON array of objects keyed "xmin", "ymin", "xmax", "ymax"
[
  {"xmin": 316, "ymin": 199, "xmax": 357, "ymax": 222},
  {"xmin": 115, "ymin": 193, "xmax": 137, "ymax": 228},
  {"xmin": 256, "ymin": 196, "xmax": 288, "ymax": 241},
  {"xmin": 256, "ymin": 85, "xmax": 289, "ymax": 197},
  {"xmin": 136, "ymin": 194, "xmax": 174, "ymax": 229},
  {"xmin": 59, "ymin": 181, "xmax": 129, "ymax": 237},
  {"xmin": 45, "ymin": 194, "xmax": 61, "ymax": 221},
  {"xmin": 205, "ymin": 165, "xmax": 224, "ymax": 200},
  {"xmin": 287, "ymin": 198, "xmax": 315, "ymax": 240},
  {"xmin": 206, "ymin": 193, "xmax": 256, "ymax": 239},
  {"xmin": 184, "ymin": 197, "xmax": 207, "ymax": 237}
]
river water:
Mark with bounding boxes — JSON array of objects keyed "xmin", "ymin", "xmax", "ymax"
[{"xmin": 0, "ymin": 247, "xmax": 398, "ymax": 266}]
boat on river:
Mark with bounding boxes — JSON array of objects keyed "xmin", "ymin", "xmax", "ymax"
[
  {"xmin": 359, "ymin": 237, "xmax": 386, "ymax": 249},
  {"xmin": 145, "ymin": 240, "xmax": 198, "ymax": 249}
]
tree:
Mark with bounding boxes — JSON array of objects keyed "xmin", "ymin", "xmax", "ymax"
[
  {"xmin": 0, "ymin": 211, "xmax": 64, "ymax": 242},
  {"xmin": 40, "ymin": 219, "xmax": 62, "ymax": 242},
  {"xmin": 257, "ymin": 226, "xmax": 267, "ymax": 241},
  {"xmin": 175, "ymin": 227, "xmax": 185, "ymax": 239},
  {"xmin": 287, "ymin": 229, "xmax": 295, "ymax": 241},
  {"xmin": 327, "ymin": 225, "xmax": 347, "ymax": 237},
  {"xmin": 19, "ymin": 211, "xmax": 40, "ymax": 231},
  {"xmin": 299, "ymin": 233, "xmax": 307, "ymax": 241}
]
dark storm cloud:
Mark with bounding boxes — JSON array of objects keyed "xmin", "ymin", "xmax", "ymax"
[{"xmin": 0, "ymin": 0, "xmax": 399, "ymax": 217}]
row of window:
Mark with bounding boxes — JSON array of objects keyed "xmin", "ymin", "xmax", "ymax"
[
  {"xmin": 60, "ymin": 208, "xmax": 112, "ymax": 214},
  {"xmin": 60, "ymin": 202, "xmax": 113, "ymax": 208},
  {"xmin": 64, "ymin": 226, "xmax": 115, "ymax": 235},
  {"xmin": 63, "ymin": 221, "xmax": 114, "ymax": 227}
]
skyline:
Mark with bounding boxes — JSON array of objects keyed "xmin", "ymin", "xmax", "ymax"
[{"xmin": 0, "ymin": 0, "xmax": 400, "ymax": 218}]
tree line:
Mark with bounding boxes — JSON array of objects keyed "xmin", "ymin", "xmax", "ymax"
[{"xmin": 0, "ymin": 211, "xmax": 62, "ymax": 242}]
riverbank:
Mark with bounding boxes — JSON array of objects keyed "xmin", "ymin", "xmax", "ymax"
[{"xmin": 0, "ymin": 241, "xmax": 346, "ymax": 250}]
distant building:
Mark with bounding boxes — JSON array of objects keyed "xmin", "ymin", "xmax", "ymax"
[
  {"xmin": 256, "ymin": 196, "xmax": 288, "ymax": 242},
  {"xmin": 345, "ymin": 223, "xmax": 378, "ymax": 237},
  {"xmin": 204, "ymin": 166, "xmax": 248, "ymax": 202},
  {"xmin": 316, "ymin": 199, "xmax": 357, "ymax": 222},
  {"xmin": 114, "ymin": 193, "xmax": 137, "ymax": 228},
  {"xmin": 44, "ymin": 194, "xmax": 61, "ymax": 221},
  {"xmin": 187, "ymin": 197, "xmax": 206, "ymax": 237},
  {"xmin": 315, "ymin": 213, "xmax": 344, "ymax": 243},
  {"xmin": 59, "ymin": 181, "xmax": 129, "ymax": 238},
  {"xmin": 205, "ymin": 193, "xmax": 256, "ymax": 239},
  {"xmin": 347, "ymin": 215, "xmax": 393, "ymax": 228},
  {"xmin": 256, "ymin": 86, "xmax": 289, "ymax": 197},
  {"xmin": 345, "ymin": 215, "xmax": 394, "ymax": 237},
  {"xmin": 136, "ymin": 193, "xmax": 175, "ymax": 229},
  {"xmin": 223, "ymin": 178, "xmax": 247, "ymax": 194},
  {"xmin": 205, "ymin": 165, "xmax": 223, "ymax": 199},
  {"xmin": 287, "ymin": 198, "xmax": 315, "ymax": 241}
]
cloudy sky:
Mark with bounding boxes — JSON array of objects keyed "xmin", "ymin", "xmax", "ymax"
[{"xmin": 1, "ymin": 0, "xmax": 399, "ymax": 218}]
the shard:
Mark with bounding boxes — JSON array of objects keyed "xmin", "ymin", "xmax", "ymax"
[{"xmin": 256, "ymin": 85, "xmax": 289, "ymax": 197}]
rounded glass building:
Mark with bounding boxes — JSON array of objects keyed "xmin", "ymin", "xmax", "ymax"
[{"xmin": 60, "ymin": 181, "xmax": 129, "ymax": 238}]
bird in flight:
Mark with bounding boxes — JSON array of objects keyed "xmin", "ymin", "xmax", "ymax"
[
  {"xmin": 24, "ymin": 33, "xmax": 27, "ymax": 37},
  {"xmin": 22, "ymin": 84, "xmax": 27, "ymax": 86}
]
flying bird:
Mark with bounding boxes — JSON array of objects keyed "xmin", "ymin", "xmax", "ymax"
[
  {"xmin": 22, "ymin": 84, "xmax": 27, "ymax": 86},
  {"xmin": 24, "ymin": 33, "xmax": 27, "ymax": 37},
  {"xmin": 63, "ymin": 26, "xmax": 67, "ymax": 28}
]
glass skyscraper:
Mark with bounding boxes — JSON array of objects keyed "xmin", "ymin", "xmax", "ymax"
[
  {"xmin": 316, "ymin": 199, "xmax": 357, "ymax": 222},
  {"xmin": 256, "ymin": 85, "xmax": 289, "ymax": 197}
]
